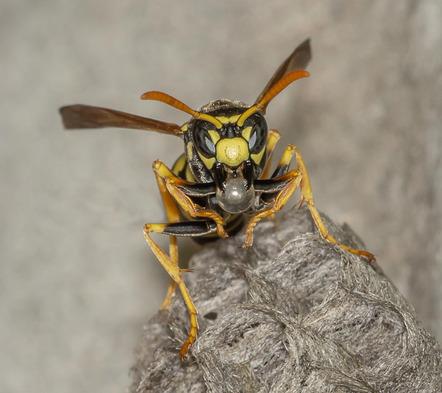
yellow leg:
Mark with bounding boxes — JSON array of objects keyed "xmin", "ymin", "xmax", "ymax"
[
  {"xmin": 167, "ymin": 179, "xmax": 227, "ymax": 237},
  {"xmin": 243, "ymin": 170, "xmax": 302, "ymax": 247},
  {"xmin": 261, "ymin": 129, "xmax": 281, "ymax": 179},
  {"xmin": 161, "ymin": 279, "xmax": 176, "ymax": 310},
  {"xmin": 243, "ymin": 163, "xmax": 302, "ymax": 247},
  {"xmin": 261, "ymin": 129, "xmax": 281, "ymax": 222},
  {"xmin": 293, "ymin": 146, "xmax": 375, "ymax": 262},
  {"xmin": 149, "ymin": 160, "xmax": 197, "ymax": 358},
  {"xmin": 153, "ymin": 160, "xmax": 227, "ymax": 238},
  {"xmin": 243, "ymin": 144, "xmax": 300, "ymax": 246},
  {"xmin": 143, "ymin": 222, "xmax": 198, "ymax": 360},
  {"xmin": 244, "ymin": 144, "xmax": 375, "ymax": 262},
  {"xmin": 153, "ymin": 162, "xmax": 182, "ymax": 310},
  {"xmin": 272, "ymin": 139, "xmax": 297, "ymax": 176},
  {"xmin": 148, "ymin": 160, "xmax": 229, "ymax": 359}
]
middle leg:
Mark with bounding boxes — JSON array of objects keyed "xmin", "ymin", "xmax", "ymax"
[
  {"xmin": 244, "ymin": 144, "xmax": 375, "ymax": 262},
  {"xmin": 153, "ymin": 160, "xmax": 182, "ymax": 310},
  {"xmin": 292, "ymin": 145, "xmax": 375, "ymax": 261}
]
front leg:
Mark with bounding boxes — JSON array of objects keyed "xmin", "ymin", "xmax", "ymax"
[
  {"xmin": 153, "ymin": 160, "xmax": 227, "ymax": 238},
  {"xmin": 166, "ymin": 178, "xmax": 228, "ymax": 238},
  {"xmin": 243, "ymin": 144, "xmax": 300, "ymax": 247}
]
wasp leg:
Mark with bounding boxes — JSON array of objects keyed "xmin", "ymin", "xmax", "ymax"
[
  {"xmin": 261, "ymin": 132, "xmax": 291, "ymax": 222},
  {"xmin": 261, "ymin": 129, "xmax": 281, "ymax": 179},
  {"xmin": 143, "ymin": 220, "xmax": 217, "ymax": 360},
  {"xmin": 243, "ymin": 171, "xmax": 302, "ymax": 248},
  {"xmin": 154, "ymin": 161, "xmax": 227, "ymax": 238},
  {"xmin": 153, "ymin": 162, "xmax": 182, "ymax": 310},
  {"xmin": 149, "ymin": 159, "xmax": 228, "ymax": 359},
  {"xmin": 268, "ymin": 140, "xmax": 297, "ymax": 179},
  {"xmin": 243, "ymin": 144, "xmax": 303, "ymax": 248},
  {"xmin": 242, "ymin": 144, "xmax": 301, "ymax": 247},
  {"xmin": 261, "ymin": 129, "xmax": 281, "ymax": 223},
  {"xmin": 246, "ymin": 145, "xmax": 375, "ymax": 262},
  {"xmin": 166, "ymin": 178, "xmax": 228, "ymax": 238},
  {"xmin": 152, "ymin": 160, "xmax": 227, "ymax": 238},
  {"xmin": 292, "ymin": 146, "xmax": 375, "ymax": 262}
]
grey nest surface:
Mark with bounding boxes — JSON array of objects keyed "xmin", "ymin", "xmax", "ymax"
[{"xmin": 129, "ymin": 206, "xmax": 441, "ymax": 393}]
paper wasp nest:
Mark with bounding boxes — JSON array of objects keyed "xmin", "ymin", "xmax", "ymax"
[{"xmin": 129, "ymin": 207, "xmax": 441, "ymax": 392}]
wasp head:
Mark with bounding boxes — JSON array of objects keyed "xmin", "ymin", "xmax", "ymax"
[
  {"xmin": 140, "ymin": 68, "xmax": 309, "ymax": 214},
  {"xmin": 186, "ymin": 102, "xmax": 268, "ymax": 213}
]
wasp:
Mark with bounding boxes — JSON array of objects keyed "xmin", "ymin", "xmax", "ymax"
[{"xmin": 60, "ymin": 39, "xmax": 374, "ymax": 360}]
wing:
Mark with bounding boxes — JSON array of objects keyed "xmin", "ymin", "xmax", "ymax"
[
  {"xmin": 254, "ymin": 38, "xmax": 312, "ymax": 107},
  {"xmin": 59, "ymin": 104, "xmax": 183, "ymax": 138}
]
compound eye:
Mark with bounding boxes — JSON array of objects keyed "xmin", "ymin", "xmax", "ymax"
[
  {"xmin": 247, "ymin": 116, "xmax": 268, "ymax": 154},
  {"xmin": 193, "ymin": 123, "xmax": 216, "ymax": 157}
]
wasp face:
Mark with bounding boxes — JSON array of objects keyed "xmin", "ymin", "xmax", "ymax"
[{"xmin": 189, "ymin": 105, "xmax": 268, "ymax": 214}]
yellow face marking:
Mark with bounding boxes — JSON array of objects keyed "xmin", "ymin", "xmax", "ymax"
[
  {"xmin": 215, "ymin": 115, "xmax": 241, "ymax": 125},
  {"xmin": 172, "ymin": 153, "xmax": 195, "ymax": 181},
  {"xmin": 241, "ymin": 126, "xmax": 252, "ymax": 141},
  {"xmin": 185, "ymin": 165, "xmax": 195, "ymax": 182},
  {"xmin": 186, "ymin": 142, "xmax": 193, "ymax": 161},
  {"xmin": 251, "ymin": 147, "xmax": 266, "ymax": 165},
  {"xmin": 208, "ymin": 130, "xmax": 221, "ymax": 145},
  {"xmin": 197, "ymin": 151, "xmax": 216, "ymax": 169},
  {"xmin": 216, "ymin": 137, "xmax": 250, "ymax": 167},
  {"xmin": 172, "ymin": 154, "xmax": 187, "ymax": 176}
]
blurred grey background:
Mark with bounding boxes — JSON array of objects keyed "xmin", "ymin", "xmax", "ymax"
[{"xmin": 1, "ymin": 1, "xmax": 441, "ymax": 392}]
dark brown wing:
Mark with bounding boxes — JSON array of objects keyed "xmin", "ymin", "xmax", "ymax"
[
  {"xmin": 59, "ymin": 104, "xmax": 183, "ymax": 137},
  {"xmin": 254, "ymin": 38, "xmax": 312, "ymax": 106}
]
